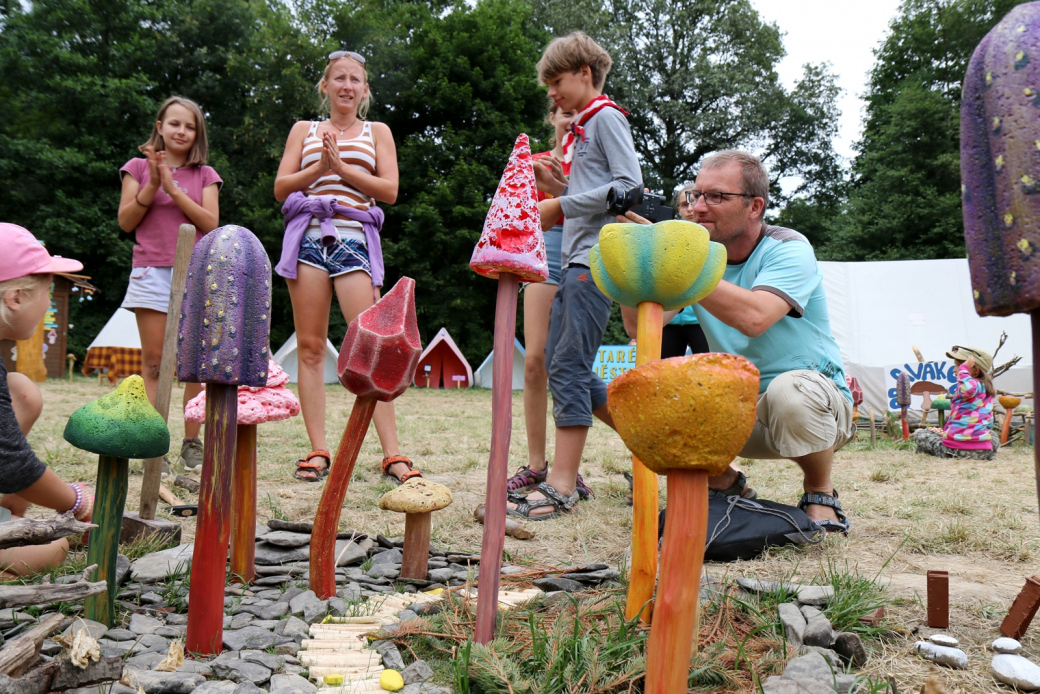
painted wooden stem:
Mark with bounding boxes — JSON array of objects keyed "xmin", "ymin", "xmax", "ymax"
[
  {"xmin": 1002, "ymin": 409, "xmax": 1015, "ymax": 445},
  {"xmin": 401, "ymin": 512, "xmax": 431, "ymax": 580},
  {"xmin": 938, "ymin": 411, "xmax": 946, "ymax": 428},
  {"xmin": 311, "ymin": 396, "xmax": 378, "ymax": 599},
  {"xmin": 901, "ymin": 405, "xmax": 909, "ymax": 440},
  {"xmin": 186, "ymin": 384, "xmax": 237, "ymax": 655},
  {"xmin": 230, "ymin": 424, "xmax": 257, "ymax": 584},
  {"xmin": 475, "ymin": 272, "xmax": 520, "ymax": 645},
  {"xmin": 84, "ymin": 454, "xmax": 128, "ymax": 626},
  {"xmin": 1032, "ymin": 312, "xmax": 1040, "ymax": 528},
  {"xmin": 627, "ymin": 301, "xmax": 663, "ymax": 623},
  {"xmin": 140, "ymin": 225, "xmax": 195, "ymax": 520},
  {"xmin": 645, "ymin": 468, "xmax": 709, "ymax": 694}
]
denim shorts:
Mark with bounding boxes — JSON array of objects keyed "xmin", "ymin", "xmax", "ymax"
[
  {"xmin": 544, "ymin": 226, "xmax": 563, "ymax": 286},
  {"xmin": 297, "ymin": 237, "xmax": 371, "ymax": 278}
]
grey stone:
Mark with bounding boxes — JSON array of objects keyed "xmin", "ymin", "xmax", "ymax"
[
  {"xmin": 254, "ymin": 575, "xmax": 293, "ymax": 586},
  {"xmin": 62, "ymin": 618, "xmax": 109, "ymax": 641},
  {"xmin": 241, "ymin": 649, "xmax": 283, "ymax": 671},
  {"xmin": 139, "ymin": 592, "xmax": 164, "ymax": 605},
  {"xmin": 799, "ymin": 605, "xmax": 824, "ymax": 622},
  {"xmin": 128, "ymin": 613, "xmax": 164, "ymax": 635},
  {"xmin": 165, "ymin": 613, "xmax": 187, "ymax": 625},
  {"xmin": 367, "ymin": 564, "xmax": 400, "ymax": 579},
  {"xmin": 777, "ymin": 603, "xmax": 805, "ymax": 645},
  {"xmin": 232, "ymin": 683, "xmax": 266, "ymax": 694},
  {"xmin": 835, "ymin": 673, "xmax": 858, "ymax": 694},
  {"xmin": 335, "ymin": 540, "xmax": 367, "ymax": 566},
  {"xmin": 262, "ymin": 530, "xmax": 312, "ymax": 548},
  {"xmin": 279, "ymin": 586, "xmax": 305, "ymax": 604},
  {"xmin": 237, "ymin": 602, "xmax": 289, "ymax": 620},
  {"xmin": 131, "ymin": 670, "xmax": 204, "ymax": 694},
  {"xmin": 256, "ymin": 523, "xmax": 270, "ymax": 538},
  {"xmin": 734, "ymin": 578, "xmax": 833, "ymax": 606},
  {"xmin": 274, "ymin": 641, "xmax": 301, "ymax": 656},
  {"xmin": 914, "ymin": 641, "xmax": 968, "ymax": 669},
  {"xmin": 372, "ymin": 640, "xmax": 406, "ymax": 670},
  {"xmin": 993, "ymin": 637, "xmax": 1023, "ymax": 655},
  {"xmin": 500, "ymin": 565, "xmax": 526, "ymax": 575},
  {"xmin": 992, "ymin": 654, "xmax": 1040, "ymax": 690},
  {"xmin": 533, "ymin": 577, "xmax": 584, "ymax": 593},
  {"xmin": 801, "ymin": 616, "xmax": 835, "ymax": 649},
  {"xmin": 401, "ymin": 658, "xmax": 435, "ymax": 684},
  {"xmin": 762, "ymin": 676, "xmax": 836, "ymax": 694},
  {"xmin": 796, "ymin": 646, "xmax": 842, "ymax": 671},
  {"xmin": 372, "ymin": 548, "xmax": 403, "ymax": 565},
  {"xmin": 40, "ymin": 639, "xmax": 62, "ymax": 656},
  {"xmin": 255, "ymin": 564, "xmax": 306, "ymax": 577},
  {"xmin": 427, "ymin": 568, "xmax": 454, "ymax": 583},
  {"xmin": 833, "ymin": 631, "xmax": 867, "ymax": 667},
  {"xmin": 277, "ymin": 616, "xmax": 309, "ymax": 638},
  {"xmin": 254, "ymin": 541, "xmax": 310, "ymax": 566},
  {"xmin": 269, "ymin": 673, "xmax": 318, "ymax": 694},
  {"xmin": 178, "ymin": 659, "xmax": 213, "ymax": 676},
  {"xmin": 338, "ymin": 582, "xmax": 362, "ymax": 602},
  {"xmin": 795, "ymin": 586, "xmax": 834, "ymax": 606},
  {"xmin": 780, "ymin": 652, "xmax": 837, "ymax": 684},
  {"xmin": 563, "ymin": 569, "xmax": 621, "ymax": 584},
  {"xmin": 267, "ymin": 519, "xmax": 314, "ymax": 533},
  {"xmin": 153, "ymin": 625, "xmax": 185, "ymax": 638},
  {"xmin": 288, "ymin": 589, "xmax": 319, "ymax": 615},
  {"xmin": 124, "ymin": 651, "xmax": 165, "ymax": 670},
  {"xmin": 929, "ymin": 633, "xmax": 959, "ymax": 648},
  {"xmin": 223, "ymin": 626, "xmax": 280, "ymax": 652},
  {"xmin": 211, "ymin": 658, "xmax": 273, "ymax": 685},
  {"xmin": 230, "ymin": 613, "xmax": 254, "ymax": 630},
  {"xmin": 193, "ymin": 683, "xmax": 239, "ymax": 694},
  {"xmin": 129, "ymin": 543, "xmax": 194, "ymax": 583},
  {"xmin": 115, "ymin": 554, "xmax": 131, "ymax": 586},
  {"xmin": 127, "ymin": 633, "xmax": 170, "ymax": 655}
]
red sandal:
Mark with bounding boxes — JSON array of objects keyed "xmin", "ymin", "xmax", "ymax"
[
  {"xmin": 381, "ymin": 455, "xmax": 422, "ymax": 485},
  {"xmin": 294, "ymin": 450, "xmax": 331, "ymax": 482}
]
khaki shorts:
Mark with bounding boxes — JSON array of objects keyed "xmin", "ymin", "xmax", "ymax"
[{"xmin": 739, "ymin": 370, "xmax": 855, "ymax": 460}]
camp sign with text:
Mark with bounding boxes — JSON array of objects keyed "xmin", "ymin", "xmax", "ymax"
[
  {"xmin": 593, "ymin": 345, "xmax": 638, "ymax": 382},
  {"xmin": 884, "ymin": 361, "xmax": 955, "ymax": 411}
]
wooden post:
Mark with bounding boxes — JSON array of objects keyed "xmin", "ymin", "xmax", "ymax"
[
  {"xmin": 185, "ymin": 384, "xmax": 237, "ymax": 655},
  {"xmin": 626, "ymin": 301, "xmax": 662, "ymax": 623},
  {"xmin": 310, "ymin": 397, "xmax": 377, "ymax": 599},
  {"xmin": 84, "ymin": 455, "xmax": 129, "ymax": 626},
  {"xmin": 474, "ymin": 273, "xmax": 519, "ymax": 645},
  {"xmin": 644, "ymin": 469, "xmax": 709, "ymax": 693},
  {"xmin": 1002, "ymin": 575, "xmax": 1040, "ymax": 638},
  {"xmin": 140, "ymin": 225, "xmax": 195, "ymax": 520},
  {"xmin": 868, "ymin": 408, "xmax": 877, "ymax": 447},
  {"xmin": 230, "ymin": 423, "xmax": 257, "ymax": 584},
  {"xmin": 926, "ymin": 570, "xmax": 949, "ymax": 628}
]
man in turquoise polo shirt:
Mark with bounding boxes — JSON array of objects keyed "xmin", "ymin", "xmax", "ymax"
[{"xmin": 622, "ymin": 150, "xmax": 854, "ymax": 535}]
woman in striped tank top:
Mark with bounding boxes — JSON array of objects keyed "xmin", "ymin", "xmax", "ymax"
[{"xmin": 275, "ymin": 51, "xmax": 421, "ymax": 485}]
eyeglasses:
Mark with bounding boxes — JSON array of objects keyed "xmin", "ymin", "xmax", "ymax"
[
  {"xmin": 328, "ymin": 50, "xmax": 366, "ymax": 64},
  {"xmin": 951, "ymin": 346, "xmax": 981, "ymax": 356},
  {"xmin": 685, "ymin": 190, "xmax": 752, "ymax": 206}
]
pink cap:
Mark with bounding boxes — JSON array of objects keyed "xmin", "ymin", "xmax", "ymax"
[{"xmin": 0, "ymin": 224, "xmax": 83, "ymax": 282}]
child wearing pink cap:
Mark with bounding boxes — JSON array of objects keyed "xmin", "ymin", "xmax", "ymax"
[
  {"xmin": 0, "ymin": 223, "xmax": 93, "ymax": 577},
  {"xmin": 117, "ymin": 96, "xmax": 222, "ymax": 473}
]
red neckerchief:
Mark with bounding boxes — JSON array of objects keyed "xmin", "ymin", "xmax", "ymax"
[{"xmin": 561, "ymin": 95, "xmax": 629, "ymax": 164}]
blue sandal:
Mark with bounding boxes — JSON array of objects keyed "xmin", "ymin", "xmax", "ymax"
[{"xmin": 798, "ymin": 490, "xmax": 850, "ymax": 536}]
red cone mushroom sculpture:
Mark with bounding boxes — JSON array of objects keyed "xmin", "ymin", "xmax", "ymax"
[
  {"xmin": 179, "ymin": 224, "xmax": 272, "ymax": 655},
  {"xmin": 185, "ymin": 360, "xmax": 300, "ymax": 583},
  {"xmin": 608, "ymin": 354, "xmax": 759, "ymax": 694},
  {"xmin": 469, "ymin": 133, "xmax": 548, "ymax": 644},
  {"xmin": 309, "ymin": 277, "xmax": 422, "ymax": 599}
]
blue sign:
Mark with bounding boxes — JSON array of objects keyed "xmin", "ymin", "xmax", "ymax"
[{"xmin": 592, "ymin": 345, "xmax": 637, "ymax": 383}]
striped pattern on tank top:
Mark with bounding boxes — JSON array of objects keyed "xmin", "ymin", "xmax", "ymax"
[{"xmin": 301, "ymin": 120, "xmax": 375, "ymax": 241}]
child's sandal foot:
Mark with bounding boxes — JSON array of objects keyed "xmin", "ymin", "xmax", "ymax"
[
  {"xmin": 294, "ymin": 450, "xmax": 331, "ymax": 482},
  {"xmin": 382, "ymin": 455, "xmax": 422, "ymax": 485}
]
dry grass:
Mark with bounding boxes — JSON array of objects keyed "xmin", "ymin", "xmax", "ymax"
[{"xmin": 28, "ymin": 376, "xmax": 1040, "ymax": 692}]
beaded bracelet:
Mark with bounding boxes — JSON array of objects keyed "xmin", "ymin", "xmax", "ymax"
[{"xmin": 65, "ymin": 483, "xmax": 93, "ymax": 522}]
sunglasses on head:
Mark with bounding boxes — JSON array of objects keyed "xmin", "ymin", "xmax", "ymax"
[
  {"xmin": 951, "ymin": 346, "xmax": 980, "ymax": 357},
  {"xmin": 328, "ymin": 50, "xmax": 365, "ymax": 64}
]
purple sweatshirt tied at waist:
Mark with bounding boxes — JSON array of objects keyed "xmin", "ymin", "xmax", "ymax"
[{"xmin": 276, "ymin": 191, "xmax": 385, "ymax": 288}]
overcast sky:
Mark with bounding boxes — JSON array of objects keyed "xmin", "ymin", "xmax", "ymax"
[{"xmin": 751, "ymin": 0, "xmax": 904, "ymax": 162}]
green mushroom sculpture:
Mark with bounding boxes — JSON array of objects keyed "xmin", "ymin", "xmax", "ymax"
[
  {"xmin": 932, "ymin": 396, "xmax": 951, "ymax": 428},
  {"xmin": 64, "ymin": 375, "xmax": 170, "ymax": 626},
  {"xmin": 589, "ymin": 219, "xmax": 726, "ymax": 623}
]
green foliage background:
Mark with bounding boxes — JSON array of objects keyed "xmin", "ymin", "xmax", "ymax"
[{"xmin": 0, "ymin": 0, "xmax": 1027, "ymax": 365}]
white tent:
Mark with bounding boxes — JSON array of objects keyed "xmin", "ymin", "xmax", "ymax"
[
  {"xmin": 273, "ymin": 333, "xmax": 339, "ymax": 384},
  {"xmin": 819, "ymin": 259, "xmax": 1033, "ymax": 415},
  {"xmin": 87, "ymin": 308, "xmax": 141, "ymax": 349},
  {"xmin": 475, "ymin": 338, "xmax": 526, "ymax": 390}
]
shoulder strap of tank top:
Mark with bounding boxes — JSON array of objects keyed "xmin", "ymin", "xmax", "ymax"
[{"xmin": 307, "ymin": 121, "xmax": 319, "ymax": 137}]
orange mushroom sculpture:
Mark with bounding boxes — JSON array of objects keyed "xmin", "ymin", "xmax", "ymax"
[{"xmin": 608, "ymin": 353, "xmax": 759, "ymax": 693}]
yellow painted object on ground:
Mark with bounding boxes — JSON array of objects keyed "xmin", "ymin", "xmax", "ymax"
[
  {"xmin": 323, "ymin": 673, "xmax": 344, "ymax": 686},
  {"xmin": 380, "ymin": 669, "xmax": 405, "ymax": 691}
]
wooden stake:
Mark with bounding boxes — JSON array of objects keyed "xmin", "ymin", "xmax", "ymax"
[
  {"xmin": 645, "ymin": 468, "xmax": 709, "ymax": 693},
  {"xmin": 230, "ymin": 423, "xmax": 257, "ymax": 583},
  {"xmin": 474, "ymin": 273, "xmax": 519, "ymax": 645},
  {"xmin": 926, "ymin": 570, "xmax": 949, "ymax": 629},
  {"xmin": 400, "ymin": 512, "xmax": 431, "ymax": 580},
  {"xmin": 310, "ymin": 397, "xmax": 377, "ymax": 599},
  {"xmin": 84, "ymin": 455, "xmax": 128, "ymax": 626},
  {"xmin": 186, "ymin": 383, "xmax": 237, "ymax": 655},
  {"xmin": 868, "ymin": 408, "xmax": 877, "ymax": 446},
  {"xmin": 627, "ymin": 301, "xmax": 663, "ymax": 623},
  {"xmin": 140, "ymin": 224, "xmax": 195, "ymax": 520}
]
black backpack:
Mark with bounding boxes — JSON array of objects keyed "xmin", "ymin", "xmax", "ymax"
[{"xmin": 658, "ymin": 493, "xmax": 824, "ymax": 562}]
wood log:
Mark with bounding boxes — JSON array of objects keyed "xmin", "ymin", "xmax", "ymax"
[
  {"xmin": 0, "ymin": 517, "xmax": 95, "ymax": 550},
  {"xmin": 158, "ymin": 485, "xmax": 183, "ymax": 507},
  {"xmin": 140, "ymin": 224, "xmax": 196, "ymax": 520},
  {"xmin": 49, "ymin": 655, "xmax": 123, "ymax": 691},
  {"xmin": 0, "ymin": 613, "xmax": 63, "ymax": 676},
  {"xmin": 0, "ymin": 660, "xmax": 58, "ymax": 694},
  {"xmin": 0, "ymin": 577, "xmax": 106, "ymax": 609},
  {"xmin": 174, "ymin": 475, "xmax": 201, "ymax": 494}
]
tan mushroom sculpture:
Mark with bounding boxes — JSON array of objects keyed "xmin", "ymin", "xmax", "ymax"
[{"xmin": 378, "ymin": 479, "xmax": 453, "ymax": 580}]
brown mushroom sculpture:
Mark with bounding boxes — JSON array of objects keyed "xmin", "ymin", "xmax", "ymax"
[
  {"xmin": 1000, "ymin": 396, "xmax": 1023, "ymax": 445},
  {"xmin": 378, "ymin": 478, "xmax": 453, "ymax": 580},
  {"xmin": 911, "ymin": 380, "xmax": 948, "ymax": 426}
]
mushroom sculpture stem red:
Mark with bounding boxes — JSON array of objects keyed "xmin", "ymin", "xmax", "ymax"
[
  {"xmin": 379, "ymin": 479, "xmax": 453, "ymax": 579},
  {"xmin": 608, "ymin": 354, "xmax": 759, "ymax": 694},
  {"xmin": 309, "ymin": 277, "xmax": 422, "ymax": 599}
]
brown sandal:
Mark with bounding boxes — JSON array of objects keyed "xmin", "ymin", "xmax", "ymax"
[
  {"xmin": 381, "ymin": 455, "xmax": 422, "ymax": 485},
  {"xmin": 294, "ymin": 450, "xmax": 331, "ymax": 482}
]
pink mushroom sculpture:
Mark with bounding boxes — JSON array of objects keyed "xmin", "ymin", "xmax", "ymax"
[{"xmin": 184, "ymin": 360, "xmax": 300, "ymax": 583}]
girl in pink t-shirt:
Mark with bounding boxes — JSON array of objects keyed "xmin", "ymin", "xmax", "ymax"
[{"xmin": 116, "ymin": 96, "xmax": 222, "ymax": 472}]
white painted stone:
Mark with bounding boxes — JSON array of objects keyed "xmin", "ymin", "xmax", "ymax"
[
  {"xmin": 928, "ymin": 633, "xmax": 959, "ymax": 648},
  {"xmin": 992, "ymin": 654, "xmax": 1040, "ymax": 691},
  {"xmin": 914, "ymin": 641, "xmax": 968, "ymax": 669},
  {"xmin": 993, "ymin": 637, "xmax": 1023, "ymax": 655}
]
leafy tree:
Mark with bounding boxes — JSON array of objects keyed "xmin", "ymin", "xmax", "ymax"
[{"xmin": 821, "ymin": 0, "xmax": 1028, "ymax": 261}]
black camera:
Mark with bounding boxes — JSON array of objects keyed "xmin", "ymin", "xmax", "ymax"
[{"xmin": 606, "ymin": 185, "xmax": 674, "ymax": 223}]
